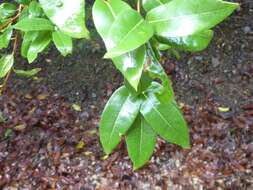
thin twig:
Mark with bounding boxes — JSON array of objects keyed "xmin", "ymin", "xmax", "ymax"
[
  {"xmin": 1, "ymin": 5, "xmax": 23, "ymax": 94},
  {"xmin": 137, "ymin": 0, "xmax": 141, "ymax": 13}
]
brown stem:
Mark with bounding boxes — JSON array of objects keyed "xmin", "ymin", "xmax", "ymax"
[{"xmin": 0, "ymin": 5, "xmax": 23, "ymax": 94}]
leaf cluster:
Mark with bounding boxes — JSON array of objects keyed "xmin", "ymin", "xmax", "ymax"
[{"xmin": 0, "ymin": 0, "xmax": 238, "ymax": 169}]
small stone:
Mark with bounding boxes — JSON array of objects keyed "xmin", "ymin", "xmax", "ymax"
[
  {"xmin": 243, "ymin": 26, "xmax": 251, "ymax": 34},
  {"xmin": 92, "ymin": 93, "xmax": 97, "ymax": 98},
  {"xmin": 212, "ymin": 57, "xmax": 220, "ymax": 67}
]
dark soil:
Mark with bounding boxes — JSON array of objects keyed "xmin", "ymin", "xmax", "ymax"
[{"xmin": 1, "ymin": 0, "xmax": 253, "ymax": 189}]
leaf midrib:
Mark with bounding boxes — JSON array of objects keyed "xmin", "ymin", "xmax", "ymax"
[{"xmin": 143, "ymin": 94, "xmax": 174, "ymax": 130}]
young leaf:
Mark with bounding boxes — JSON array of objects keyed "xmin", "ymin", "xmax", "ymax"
[
  {"xmin": 0, "ymin": 54, "xmax": 14, "ymax": 78},
  {"xmin": 39, "ymin": 0, "xmax": 89, "ymax": 39},
  {"xmin": 0, "ymin": 26, "xmax": 13, "ymax": 49},
  {"xmin": 100, "ymin": 86, "xmax": 142, "ymax": 154},
  {"xmin": 104, "ymin": 9, "xmax": 153, "ymax": 58},
  {"xmin": 140, "ymin": 89, "xmax": 190, "ymax": 148},
  {"xmin": 0, "ymin": 3, "xmax": 16, "ymax": 19},
  {"xmin": 146, "ymin": 0, "xmax": 239, "ymax": 37},
  {"xmin": 126, "ymin": 115, "xmax": 156, "ymax": 170},
  {"xmin": 157, "ymin": 30, "xmax": 214, "ymax": 52},
  {"xmin": 26, "ymin": 31, "xmax": 51, "ymax": 63},
  {"xmin": 52, "ymin": 31, "xmax": 72, "ymax": 56},
  {"xmin": 13, "ymin": 17, "xmax": 54, "ymax": 31},
  {"xmin": 142, "ymin": 0, "xmax": 172, "ymax": 12},
  {"xmin": 13, "ymin": 68, "xmax": 41, "ymax": 77}
]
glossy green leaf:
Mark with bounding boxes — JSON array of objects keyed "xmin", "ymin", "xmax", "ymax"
[
  {"xmin": 0, "ymin": 54, "xmax": 14, "ymax": 78},
  {"xmin": 157, "ymin": 30, "xmax": 214, "ymax": 52},
  {"xmin": 140, "ymin": 86, "xmax": 190, "ymax": 148},
  {"xmin": 146, "ymin": 0, "xmax": 239, "ymax": 37},
  {"xmin": 13, "ymin": 17, "xmax": 54, "ymax": 31},
  {"xmin": 93, "ymin": 0, "xmax": 145, "ymax": 90},
  {"xmin": 0, "ymin": 3, "xmax": 16, "ymax": 19},
  {"xmin": 39, "ymin": 0, "xmax": 89, "ymax": 39},
  {"xmin": 0, "ymin": 26, "xmax": 13, "ymax": 49},
  {"xmin": 92, "ymin": 0, "xmax": 131, "ymax": 40},
  {"xmin": 52, "ymin": 31, "xmax": 72, "ymax": 56},
  {"xmin": 21, "ymin": 31, "xmax": 39, "ymax": 58},
  {"xmin": 142, "ymin": 0, "xmax": 172, "ymax": 12},
  {"xmin": 29, "ymin": 1, "xmax": 43, "ymax": 17},
  {"xmin": 100, "ymin": 86, "xmax": 142, "ymax": 154},
  {"xmin": 13, "ymin": 68, "xmax": 41, "ymax": 77},
  {"xmin": 104, "ymin": 9, "xmax": 154, "ymax": 58},
  {"xmin": 126, "ymin": 115, "xmax": 156, "ymax": 170},
  {"xmin": 113, "ymin": 46, "xmax": 145, "ymax": 90},
  {"xmin": 26, "ymin": 31, "xmax": 51, "ymax": 63}
]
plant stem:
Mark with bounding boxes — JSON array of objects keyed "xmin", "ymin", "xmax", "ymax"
[
  {"xmin": 137, "ymin": 0, "xmax": 141, "ymax": 13},
  {"xmin": 0, "ymin": 5, "xmax": 23, "ymax": 94}
]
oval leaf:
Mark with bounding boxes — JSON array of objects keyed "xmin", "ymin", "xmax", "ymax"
[
  {"xmin": 140, "ymin": 88, "xmax": 190, "ymax": 148},
  {"xmin": 52, "ymin": 31, "xmax": 72, "ymax": 56},
  {"xmin": 126, "ymin": 115, "xmax": 156, "ymax": 170},
  {"xmin": 13, "ymin": 17, "xmax": 54, "ymax": 31},
  {"xmin": 0, "ymin": 26, "xmax": 13, "ymax": 49},
  {"xmin": 104, "ymin": 9, "xmax": 153, "ymax": 58},
  {"xmin": 100, "ymin": 86, "xmax": 142, "ymax": 154},
  {"xmin": 27, "ymin": 31, "xmax": 51, "ymax": 63},
  {"xmin": 39, "ymin": 0, "xmax": 89, "ymax": 39},
  {"xmin": 0, "ymin": 54, "xmax": 14, "ymax": 78},
  {"xmin": 92, "ymin": 0, "xmax": 131, "ymax": 40},
  {"xmin": 146, "ymin": 0, "xmax": 239, "ymax": 37}
]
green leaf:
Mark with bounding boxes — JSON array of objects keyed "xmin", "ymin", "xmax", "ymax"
[
  {"xmin": 13, "ymin": 17, "xmax": 54, "ymax": 31},
  {"xmin": 21, "ymin": 31, "xmax": 39, "ymax": 58},
  {"xmin": 26, "ymin": 31, "xmax": 51, "ymax": 63},
  {"xmin": 92, "ymin": 0, "xmax": 131, "ymax": 40},
  {"xmin": 140, "ymin": 86, "xmax": 190, "ymax": 148},
  {"xmin": 92, "ymin": 0, "xmax": 145, "ymax": 90},
  {"xmin": 0, "ymin": 54, "xmax": 14, "ymax": 78},
  {"xmin": 39, "ymin": 0, "xmax": 89, "ymax": 39},
  {"xmin": 52, "ymin": 30, "xmax": 72, "ymax": 56},
  {"xmin": 100, "ymin": 86, "xmax": 142, "ymax": 154},
  {"xmin": 113, "ymin": 46, "xmax": 145, "ymax": 91},
  {"xmin": 142, "ymin": 0, "xmax": 172, "ymax": 12},
  {"xmin": 146, "ymin": 0, "xmax": 239, "ymax": 37},
  {"xmin": 104, "ymin": 9, "xmax": 153, "ymax": 58},
  {"xmin": 0, "ymin": 3, "xmax": 16, "ymax": 19},
  {"xmin": 157, "ymin": 30, "xmax": 214, "ymax": 52},
  {"xmin": 13, "ymin": 68, "xmax": 41, "ymax": 77},
  {"xmin": 29, "ymin": 1, "xmax": 43, "ymax": 17},
  {"xmin": 126, "ymin": 115, "xmax": 156, "ymax": 170},
  {"xmin": 0, "ymin": 26, "xmax": 13, "ymax": 49}
]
